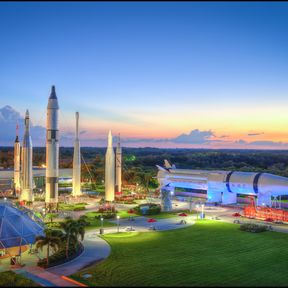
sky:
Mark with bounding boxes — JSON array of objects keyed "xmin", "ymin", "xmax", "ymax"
[{"xmin": 1, "ymin": 1, "xmax": 288, "ymax": 148}]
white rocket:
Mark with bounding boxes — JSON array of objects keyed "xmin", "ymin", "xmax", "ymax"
[
  {"xmin": 115, "ymin": 134, "xmax": 122, "ymax": 194},
  {"xmin": 45, "ymin": 85, "xmax": 59, "ymax": 210},
  {"xmin": 14, "ymin": 124, "xmax": 21, "ymax": 196},
  {"xmin": 20, "ymin": 110, "xmax": 33, "ymax": 202},
  {"xmin": 72, "ymin": 112, "xmax": 82, "ymax": 196},
  {"xmin": 105, "ymin": 130, "xmax": 115, "ymax": 202}
]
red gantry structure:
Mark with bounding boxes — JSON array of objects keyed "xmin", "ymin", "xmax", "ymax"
[{"xmin": 243, "ymin": 196, "xmax": 288, "ymax": 222}]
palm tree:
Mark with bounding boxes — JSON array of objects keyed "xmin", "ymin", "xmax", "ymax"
[
  {"xmin": 60, "ymin": 218, "xmax": 87, "ymax": 259},
  {"xmin": 35, "ymin": 229, "xmax": 62, "ymax": 267},
  {"xmin": 74, "ymin": 220, "xmax": 86, "ymax": 250},
  {"xmin": 60, "ymin": 219, "xmax": 78, "ymax": 259}
]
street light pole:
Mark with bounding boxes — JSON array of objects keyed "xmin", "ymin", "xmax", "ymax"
[
  {"xmin": 201, "ymin": 204, "xmax": 204, "ymax": 219},
  {"xmin": 101, "ymin": 217, "xmax": 104, "ymax": 229},
  {"xmin": 117, "ymin": 215, "xmax": 120, "ymax": 233},
  {"xmin": 196, "ymin": 204, "xmax": 199, "ymax": 220}
]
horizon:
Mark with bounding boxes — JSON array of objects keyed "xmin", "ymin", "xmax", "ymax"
[{"xmin": 1, "ymin": 2, "xmax": 288, "ymax": 149}]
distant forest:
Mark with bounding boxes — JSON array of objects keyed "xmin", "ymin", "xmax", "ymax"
[{"xmin": 1, "ymin": 147, "xmax": 288, "ymax": 185}]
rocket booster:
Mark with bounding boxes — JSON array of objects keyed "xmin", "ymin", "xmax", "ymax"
[
  {"xmin": 14, "ymin": 124, "xmax": 21, "ymax": 196},
  {"xmin": 20, "ymin": 110, "xmax": 33, "ymax": 202},
  {"xmin": 45, "ymin": 86, "xmax": 59, "ymax": 207},
  {"xmin": 72, "ymin": 112, "xmax": 82, "ymax": 196},
  {"xmin": 115, "ymin": 134, "xmax": 122, "ymax": 193},
  {"xmin": 105, "ymin": 130, "xmax": 115, "ymax": 202}
]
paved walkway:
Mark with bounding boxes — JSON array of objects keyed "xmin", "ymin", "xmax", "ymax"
[
  {"xmin": 47, "ymin": 231, "xmax": 111, "ymax": 276},
  {"xmin": 9, "ymin": 199, "xmax": 288, "ymax": 286},
  {"xmin": 47, "ymin": 215, "xmax": 194, "ymax": 276},
  {"xmin": 14, "ymin": 266, "xmax": 80, "ymax": 286}
]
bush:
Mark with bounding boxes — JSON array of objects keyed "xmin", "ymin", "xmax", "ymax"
[
  {"xmin": 38, "ymin": 242, "xmax": 83, "ymax": 268},
  {"xmin": 134, "ymin": 203, "xmax": 161, "ymax": 215},
  {"xmin": 73, "ymin": 206, "xmax": 86, "ymax": 211},
  {"xmin": 94, "ymin": 213, "xmax": 117, "ymax": 219},
  {"xmin": 240, "ymin": 223, "xmax": 268, "ymax": 233},
  {"xmin": 45, "ymin": 222, "xmax": 61, "ymax": 229},
  {"xmin": 0, "ymin": 271, "xmax": 38, "ymax": 287}
]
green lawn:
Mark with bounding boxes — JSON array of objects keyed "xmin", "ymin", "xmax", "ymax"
[
  {"xmin": 84, "ymin": 212, "xmax": 116, "ymax": 230},
  {"xmin": 117, "ymin": 210, "xmax": 138, "ymax": 218},
  {"xmin": 147, "ymin": 210, "xmax": 196, "ymax": 219},
  {"xmin": 0, "ymin": 271, "xmax": 39, "ymax": 287},
  {"xmin": 72, "ymin": 220, "xmax": 288, "ymax": 287},
  {"xmin": 58, "ymin": 202, "xmax": 87, "ymax": 211}
]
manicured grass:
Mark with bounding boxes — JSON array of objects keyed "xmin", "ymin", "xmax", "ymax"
[
  {"xmin": 72, "ymin": 220, "xmax": 288, "ymax": 287},
  {"xmin": 0, "ymin": 271, "xmax": 39, "ymax": 287},
  {"xmin": 58, "ymin": 202, "xmax": 87, "ymax": 211},
  {"xmin": 117, "ymin": 210, "xmax": 138, "ymax": 218},
  {"xmin": 84, "ymin": 212, "xmax": 116, "ymax": 230},
  {"xmin": 146, "ymin": 210, "xmax": 196, "ymax": 219}
]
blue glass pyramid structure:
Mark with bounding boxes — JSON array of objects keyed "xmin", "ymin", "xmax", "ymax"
[{"xmin": 0, "ymin": 202, "xmax": 44, "ymax": 249}]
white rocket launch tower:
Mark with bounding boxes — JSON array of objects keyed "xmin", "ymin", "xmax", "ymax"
[
  {"xmin": 115, "ymin": 134, "xmax": 122, "ymax": 194},
  {"xmin": 45, "ymin": 86, "xmax": 59, "ymax": 211},
  {"xmin": 72, "ymin": 112, "xmax": 82, "ymax": 196},
  {"xmin": 105, "ymin": 130, "xmax": 115, "ymax": 202},
  {"xmin": 20, "ymin": 110, "xmax": 33, "ymax": 202}
]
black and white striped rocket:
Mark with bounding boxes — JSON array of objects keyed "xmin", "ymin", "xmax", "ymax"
[
  {"xmin": 14, "ymin": 124, "xmax": 21, "ymax": 196},
  {"xmin": 72, "ymin": 112, "xmax": 82, "ymax": 196},
  {"xmin": 45, "ymin": 86, "xmax": 59, "ymax": 208},
  {"xmin": 20, "ymin": 110, "xmax": 33, "ymax": 202}
]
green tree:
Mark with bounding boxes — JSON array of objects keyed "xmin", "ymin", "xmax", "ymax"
[{"xmin": 35, "ymin": 229, "xmax": 62, "ymax": 267}]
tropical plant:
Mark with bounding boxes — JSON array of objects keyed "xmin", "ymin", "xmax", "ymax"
[
  {"xmin": 60, "ymin": 218, "xmax": 86, "ymax": 258},
  {"xmin": 46, "ymin": 213, "xmax": 58, "ymax": 223},
  {"xmin": 35, "ymin": 229, "xmax": 62, "ymax": 267}
]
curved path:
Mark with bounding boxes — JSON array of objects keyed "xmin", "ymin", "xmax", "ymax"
[
  {"xmin": 47, "ymin": 231, "xmax": 111, "ymax": 276},
  {"xmin": 46, "ymin": 215, "xmax": 195, "ymax": 276}
]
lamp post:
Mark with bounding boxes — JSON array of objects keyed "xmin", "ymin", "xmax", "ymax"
[
  {"xmin": 196, "ymin": 204, "xmax": 199, "ymax": 220},
  {"xmin": 101, "ymin": 217, "xmax": 104, "ymax": 228},
  {"xmin": 42, "ymin": 207, "xmax": 46, "ymax": 221},
  {"xmin": 201, "ymin": 204, "xmax": 204, "ymax": 219},
  {"xmin": 117, "ymin": 215, "xmax": 120, "ymax": 233}
]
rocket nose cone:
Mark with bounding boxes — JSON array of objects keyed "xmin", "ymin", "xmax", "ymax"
[
  {"xmin": 49, "ymin": 85, "xmax": 57, "ymax": 99},
  {"xmin": 108, "ymin": 130, "xmax": 113, "ymax": 147}
]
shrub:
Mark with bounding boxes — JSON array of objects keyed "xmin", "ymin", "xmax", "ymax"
[
  {"xmin": 134, "ymin": 203, "xmax": 161, "ymax": 215},
  {"xmin": 38, "ymin": 242, "xmax": 83, "ymax": 268},
  {"xmin": 240, "ymin": 223, "xmax": 268, "ymax": 233},
  {"xmin": 45, "ymin": 222, "xmax": 61, "ymax": 229},
  {"xmin": 94, "ymin": 213, "xmax": 117, "ymax": 219},
  {"xmin": 0, "ymin": 271, "xmax": 38, "ymax": 287},
  {"xmin": 73, "ymin": 206, "xmax": 86, "ymax": 211}
]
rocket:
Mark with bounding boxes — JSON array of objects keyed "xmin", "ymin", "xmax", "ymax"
[
  {"xmin": 115, "ymin": 134, "xmax": 122, "ymax": 194},
  {"xmin": 14, "ymin": 124, "xmax": 21, "ymax": 196},
  {"xmin": 45, "ymin": 85, "xmax": 59, "ymax": 210},
  {"xmin": 72, "ymin": 112, "xmax": 82, "ymax": 197},
  {"xmin": 105, "ymin": 130, "xmax": 115, "ymax": 202},
  {"xmin": 20, "ymin": 110, "xmax": 33, "ymax": 202}
]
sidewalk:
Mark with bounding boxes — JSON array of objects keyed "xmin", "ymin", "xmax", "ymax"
[
  {"xmin": 47, "ymin": 230, "xmax": 111, "ymax": 276},
  {"xmin": 14, "ymin": 266, "xmax": 80, "ymax": 287},
  {"xmin": 47, "ymin": 216, "xmax": 195, "ymax": 276}
]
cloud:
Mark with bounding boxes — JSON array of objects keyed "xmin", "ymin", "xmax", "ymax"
[
  {"xmin": 233, "ymin": 139, "xmax": 288, "ymax": 148},
  {"xmin": 234, "ymin": 139, "xmax": 247, "ymax": 144},
  {"xmin": 249, "ymin": 140, "xmax": 284, "ymax": 146},
  {"xmin": 248, "ymin": 132, "xmax": 264, "ymax": 136},
  {"xmin": 172, "ymin": 129, "xmax": 215, "ymax": 144},
  {"xmin": 0, "ymin": 105, "xmax": 46, "ymax": 146}
]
